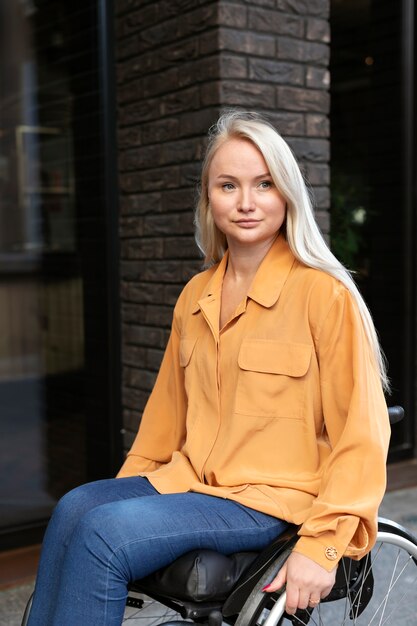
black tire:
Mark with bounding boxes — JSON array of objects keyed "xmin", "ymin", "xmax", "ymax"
[{"xmin": 234, "ymin": 549, "xmax": 291, "ymax": 626}]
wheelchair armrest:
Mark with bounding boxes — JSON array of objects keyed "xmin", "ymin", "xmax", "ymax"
[{"xmin": 388, "ymin": 406, "xmax": 404, "ymax": 425}]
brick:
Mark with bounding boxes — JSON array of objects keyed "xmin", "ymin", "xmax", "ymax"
[
  {"xmin": 119, "ymin": 192, "xmax": 162, "ymax": 216},
  {"xmin": 179, "ymin": 108, "xmax": 220, "ymax": 137},
  {"xmin": 313, "ymin": 186, "xmax": 331, "ymax": 209},
  {"xmin": 123, "ymin": 344, "xmax": 147, "ymax": 367},
  {"xmin": 180, "ymin": 162, "xmax": 202, "ymax": 187},
  {"xmin": 161, "ymin": 188, "xmax": 196, "ymax": 212},
  {"xmin": 119, "ymin": 166, "xmax": 180, "ymax": 193},
  {"xmin": 123, "ymin": 323, "xmax": 166, "ymax": 347},
  {"xmin": 121, "ymin": 260, "xmax": 146, "ymax": 282},
  {"xmin": 122, "ymin": 305, "xmax": 147, "ymax": 325},
  {"xmin": 306, "ymin": 66, "xmax": 330, "ymax": 90},
  {"xmin": 304, "ymin": 163, "xmax": 330, "ymax": 186},
  {"xmin": 121, "ymin": 281, "xmax": 172, "ymax": 304},
  {"xmin": 121, "ymin": 407, "xmax": 140, "ymax": 433},
  {"xmin": 121, "ymin": 430, "xmax": 136, "ymax": 451},
  {"xmin": 159, "ymin": 0, "xmax": 210, "ymax": 19},
  {"xmin": 277, "ymin": 0, "xmax": 329, "ymax": 18},
  {"xmin": 116, "ymin": 34, "xmax": 141, "ymax": 61},
  {"xmin": 287, "ymin": 137, "xmax": 330, "ymax": 162},
  {"xmin": 217, "ymin": 28, "xmax": 275, "ymax": 57},
  {"xmin": 249, "ymin": 58, "xmax": 303, "ymax": 85},
  {"xmin": 121, "ymin": 238, "xmax": 164, "ymax": 260},
  {"xmin": 159, "ymin": 138, "xmax": 204, "ymax": 165},
  {"xmin": 118, "ymin": 65, "xmax": 179, "ymax": 99},
  {"xmin": 120, "ymin": 97, "xmax": 161, "ymax": 125},
  {"xmin": 237, "ymin": 0, "xmax": 275, "ymax": 6},
  {"xmin": 199, "ymin": 30, "xmax": 220, "ymax": 56},
  {"xmin": 119, "ymin": 216, "xmax": 144, "ymax": 238},
  {"xmin": 158, "ymin": 37, "xmax": 200, "ymax": 68},
  {"xmin": 177, "ymin": 56, "xmax": 221, "ymax": 87},
  {"xmin": 164, "ymin": 283, "xmax": 186, "ymax": 305},
  {"xmin": 143, "ymin": 212, "xmax": 195, "ymax": 236},
  {"xmin": 218, "ymin": 3, "xmax": 247, "ymax": 28},
  {"xmin": 268, "ymin": 111, "xmax": 304, "ymax": 135},
  {"xmin": 201, "ymin": 80, "xmax": 276, "ymax": 108},
  {"xmin": 119, "ymin": 145, "xmax": 160, "ymax": 172},
  {"xmin": 122, "ymin": 386, "xmax": 149, "ymax": 411},
  {"xmin": 164, "ymin": 236, "xmax": 199, "ymax": 259},
  {"xmin": 145, "ymin": 304, "xmax": 174, "ymax": 327},
  {"xmin": 116, "ymin": 4, "xmax": 157, "ymax": 39},
  {"xmin": 277, "ymin": 86, "xmax": 330, "ymax": 113},
  {"xmin": 182, "ymin": 260, "xmax": 204, "ymax": 282},
  {"xmin": 160, "ymin": 86, "xmax": 200, "ymax": 116},
  {"xmin": 124, "ymin": 366, "xmax": 156, "ymax": 390},
  {"xmin": 219, "ymin": 54, "xmax": 247, "ymax": 79},
  {"xmin": 306, "ymin": 17, "xmax": 330, "ymax": 43},
  {"xmin": 315, "ymin": 208, "xmax": 330, "ymax": 233},
  {"xmin": 141, "ymin": 260, "xmax": 184, "ymax": 282},
  {"xmin": 306, "ymin": 114, "xmax": 329, "ymax": 137},
  {"xmin": 141, "ymin": 118, "xmax": 180, "ymax": 145},
  {"xmin": 146, "ymin": 347, "xmax": 165, "ymax": 371},
  {"xmin": 277, "ymin": 38, "xmax": 329, "ymax": 66},
  {"xmin": 139, "ymin": 5, "xmax": 217, "ymax": 52},
  {"xmin": 248, "ymin": 7, "xmax": 304, "ymax": 37},
  {"xmin": 118, "ymin": 126, "xmax": 142, "ymax": 149}
]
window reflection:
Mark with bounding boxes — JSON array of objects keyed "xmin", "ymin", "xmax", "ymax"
[{"xmin": 0, "ymin": 0, "xmax": 88, "ymax": 537}]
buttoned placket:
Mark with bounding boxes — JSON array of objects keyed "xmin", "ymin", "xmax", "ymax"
[{"xmin": 197, "ymin": 289, "xmax": 248, "ymax": 484}]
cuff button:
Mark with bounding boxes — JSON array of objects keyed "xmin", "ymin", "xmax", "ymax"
[{"xmin": 325, "ymin": 546, "xmax": 338, "ymax": 561}]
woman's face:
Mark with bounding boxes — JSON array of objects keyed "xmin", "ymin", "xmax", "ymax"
[{"xmin": 207, "ymin": 138, "xmax": 286, "ymax": 252}]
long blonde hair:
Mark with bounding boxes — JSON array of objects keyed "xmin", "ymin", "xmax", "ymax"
[{"xmin": 195, "ymin": 109, "xmax": 389, "ymax": 391}]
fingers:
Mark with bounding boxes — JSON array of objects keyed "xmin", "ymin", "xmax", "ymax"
[
  {"xmin": 261, "ymin": 551, "xmax": 336, "ymax": 615},
  {"xmin": 262, "ymin": 561, "xmax": 287, "ymax": 593}
]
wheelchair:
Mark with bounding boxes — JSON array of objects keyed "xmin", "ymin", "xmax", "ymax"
[{"xmin": 22, "ymin": 407, "xmax": 417, "ymax": 626}]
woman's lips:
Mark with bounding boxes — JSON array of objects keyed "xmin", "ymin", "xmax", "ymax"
[{"xmin": 235, "ymin": 219, "xmax": 261, "ymax": 228}]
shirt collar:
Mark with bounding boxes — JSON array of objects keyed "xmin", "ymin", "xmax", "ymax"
[
  {"xmin": 192, "ymin": 235, "xmax": 296, "ymax": 314},
  {"xmin": 247, "ymin": 235, "xmax": 296, "ymax": 308}
]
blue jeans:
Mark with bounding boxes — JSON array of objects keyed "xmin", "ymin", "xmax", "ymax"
[{"xmin": 27, "ymin": 477, "xmax": 287, "ymax": 626}]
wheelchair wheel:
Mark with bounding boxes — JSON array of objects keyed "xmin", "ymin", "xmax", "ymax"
[{"xmin": 235, "ymin": 519, "xmax": 417, "ymax": 625}]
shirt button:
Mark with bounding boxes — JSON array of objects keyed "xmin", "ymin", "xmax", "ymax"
[{"xmin": 325, "ymin": 546, "xmax": 338, "ymax": 561}]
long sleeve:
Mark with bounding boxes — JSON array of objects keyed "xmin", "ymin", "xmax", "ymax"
[
  {"xmin": 117, "ymin": 309, "xmax": 187, "ymax": 478},
  {"xmin": 293, "ymin": 286, "xmax": 391, "ymax": 571}
]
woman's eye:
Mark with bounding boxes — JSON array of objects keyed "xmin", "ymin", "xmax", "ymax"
[
  {"xmin": 222, "ymin": 183, "xmax": 235, "ymax": 191},
  {"xmin": 259, "ymin": 180, "xmax": 272, "ymax": 189}
]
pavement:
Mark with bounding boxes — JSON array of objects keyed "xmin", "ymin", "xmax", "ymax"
[{"xmin": 1, "ymin": 485, "xmax": 416, "ymax": 626}]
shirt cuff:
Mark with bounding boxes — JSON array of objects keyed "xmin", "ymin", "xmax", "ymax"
[{"xmin": 292, "ymin": 533, "xmax": 347, "ymax": 572}]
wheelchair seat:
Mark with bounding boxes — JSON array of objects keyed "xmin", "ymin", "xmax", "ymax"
[{"xmin": 128, "ymin": 524, "xmax": 299, "ymax": 625}]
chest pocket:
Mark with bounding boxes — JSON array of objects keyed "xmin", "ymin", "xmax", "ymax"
[
  {"xmin": 236, "ymin": 340, "xmax": 312, "ymax": 419},
  {"xmin": 179, "ymin": 338, "xmax": 197, "ymax": 367}
]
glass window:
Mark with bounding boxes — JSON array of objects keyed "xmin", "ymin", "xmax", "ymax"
[
  {"xmin": 0, "ymin": 0, "xmax": 119, "ymax": 546},
  {"xmin": 330, "ymin": 0, "xmax": 414, "ymax": 459}
]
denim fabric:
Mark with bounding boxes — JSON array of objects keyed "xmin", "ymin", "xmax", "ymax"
[{"xmin": 27, "ymin": 476, "xmax": 287, "ymax": 626}]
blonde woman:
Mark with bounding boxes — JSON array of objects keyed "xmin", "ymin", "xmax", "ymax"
[{"xmin": 27, "ymin": 111, "xmax": 390, "ymax": 625}]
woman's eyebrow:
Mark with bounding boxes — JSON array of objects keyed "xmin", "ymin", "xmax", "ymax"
[{"xmin": 215, "ymin": 172, "xmax": 271, "ymax": 180}]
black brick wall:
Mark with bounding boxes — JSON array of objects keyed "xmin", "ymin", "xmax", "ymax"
[{"xmin": 115, "ymin": 0, "xmax": 330, "ymax": 450}]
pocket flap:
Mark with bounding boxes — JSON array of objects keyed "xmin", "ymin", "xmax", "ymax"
[
  {"xmin": 179, "ymin": 338, "xmax": 197, "ymax": 367},
  {"xmin": 238, "ymin": 341, "xmax": 312, "ymax": 377}
]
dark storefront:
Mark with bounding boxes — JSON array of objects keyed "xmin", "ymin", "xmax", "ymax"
[
  {"xmin": 0, "ymin": 0, "xmax": 121, "ymax": 550},
  {"xmin": 330, "ymin": 0, "xmax": 416, "ymax": 460}
]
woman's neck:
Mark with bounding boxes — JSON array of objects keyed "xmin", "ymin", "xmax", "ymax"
[{"xmin": 226, "ymin": 237, "xmax": 277, "ymax": 283}]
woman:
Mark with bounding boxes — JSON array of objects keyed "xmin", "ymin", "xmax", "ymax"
[{"xmin": 27, "ymin": 111, "xmax": 390, "ymax": 625}]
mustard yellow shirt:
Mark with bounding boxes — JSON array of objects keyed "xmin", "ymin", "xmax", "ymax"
[{"xmin": 118, "ymin": 235, "xmax": 391, "ymax": 571}]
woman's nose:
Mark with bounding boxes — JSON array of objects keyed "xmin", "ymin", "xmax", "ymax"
[{"xmin": 237, "ymin": 188, "xmax": 255, "ymax": 212}]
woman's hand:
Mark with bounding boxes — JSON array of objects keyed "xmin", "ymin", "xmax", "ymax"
[{"xmin": 263, "ymin": 551, "xmax": 337, "ymax": 615}]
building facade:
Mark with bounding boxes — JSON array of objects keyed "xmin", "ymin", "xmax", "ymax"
[{"xmin": 0, "ymin": 0, "xmax": 415, "ymax": 551}]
